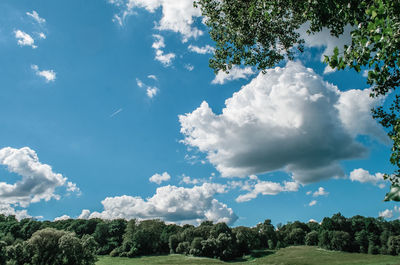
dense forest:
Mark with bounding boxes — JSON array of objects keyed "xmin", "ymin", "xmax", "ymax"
[{"xmin": 0, "ymin": 213, "xmax": 400, "ymax": 264}]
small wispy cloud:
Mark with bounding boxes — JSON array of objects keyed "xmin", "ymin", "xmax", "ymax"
[
  {"xmin": 312, "ymin": 187, "xmax": 329, "ymax": 197},
  {"xmin": 147, "ymin": 75, "xmax": 157, "ymax": 81},
  {"xmin": 185, "ymin": 64, "xmax": 194, "ymax": 71},
  {"xmin": 38, "ymin": 32, "xmax": 46, "ymax": 39},
  {"xmin": 31, "ymin": 64, "xmax": 56, "ymax": 82},
  {"xmin": 26, "ymin": 10, "xmax": 46, "ymax": 24},
  {"xmin": 146, "ymin": 87, "xmax": 158, "ymax": 98},
  {"xmin": 136, "ymin": 78, "xmax": 159, "ymax": 99},
  {"xmin": 110, "ymin": 108, "xmax": 123, "ymax": 118},
  {"xmin": 309, "ymin": 200, "xmax": 317, "ymax": 206}
]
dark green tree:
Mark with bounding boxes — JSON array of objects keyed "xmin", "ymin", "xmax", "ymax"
[{"xmin": 305, "ymin": 231, "xmax": 319, "ymax": 246}]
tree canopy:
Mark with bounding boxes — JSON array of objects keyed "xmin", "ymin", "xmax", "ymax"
[{"xmin": 194, "ymin": 0, "xmax": 400, "ymax": 198}]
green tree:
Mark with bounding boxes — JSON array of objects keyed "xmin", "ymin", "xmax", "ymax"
[
  {"xmin": 0, "ymin": 241, "xmax": 6, "ymax": 265},
  {"xmin": 195, "ymin": 0, "xmax": 400, "ymax": 195},
  {"xmin": 387, "ymin": 235, "xmax": 400, "ymax": 255},
  {"xmin": 5, "ymin": 242, "xmax": 30, "ymax": 265},
  {"xmin": 305, "ymin": 231, "xmax": 319, "ymax": 246},
  {"xmin": 355, "ymin": 230, "xmax": 369, "ymax": 253},
  {"xmin": 256, "ymin": 219, "xmax": 276, "ymax": 248},
  {"xmin": 331, "ymin": 231, "xmax": 351, "ymax": 251},
  {"xmin": 26, "ymin": 228, "xmax": 97, "ymax": 265},
  {"xmin": 288, "ymin": 228, "xmax": 306, "ymax": 245}
]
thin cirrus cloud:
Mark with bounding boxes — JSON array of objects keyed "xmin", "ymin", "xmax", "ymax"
[
  {"xmin": 0, "ymin": 147, "xmax": 80, "ymax": 211},
  {"xmin": 179, "ymin": 61, "xmax": 385, "ymax": 184},
  {"xmin": 31, "ymin": 65, "xmax": 56, "ymax": 82},
  {"xmin": 110, "ymin": 108, "xmax": 123, "ymax": 118},
  {"xmin": 108, "ymin": 0, "xmax": 202, "ymax": 41},
  {"xmin": 77, "ymin": 182, "xmax": 238, "ymax": 225}
]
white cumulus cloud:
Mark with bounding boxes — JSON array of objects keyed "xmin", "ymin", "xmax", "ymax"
[
  {"xmin": 0, "ymin": 147, "xmax": 79, "ymax": 207},
  {"xmin": 152, "ymin": 34, "xmax": 175, "ymax": 66},
  {"xmin": 14, "ymin": 30, "xmax": 37, "ymax": 48},
  {"xmin": 180, "ymin": 62, "xmax": 380, "ymax": 183},
  {"xmin": 349, "ymin": 168, "xmax": 386, "ymax": 188},
  {"xmin": 31, "ymin": 65, "xmax": 56, "ymax": 82},
  {"xmin": 0, "ymin": 202, "xmax": 31, "ymax": 220},
  {"xmin": 149, "ymin": 172, "xmax": 171, "ymax": 184},
  {"xmin": 312, "ymin": 187, "xmax": 329, "ymax": 197},
  {"xmin": 212, "ymin": 66, "xmax": 255, "ymax": 85},
  {"xmin": 54, "ymin": 215, "xmax": 71, "ymax": 221},
  {"xmin": 108, "ymin": 0, "xmax": 202, "ymax": 41},
  {"xmin": 188, "ymin": 44, "xmax": 215, "ymax": 54},
  {"xmin": 79, "ymin": 183, "xmax": 237, "ymax": 225},
  {"xmin": 379, "ymin": 209, "xmax": 393, "ymax": 219},
  {"xmin": 235, "ymin": 180, "xmax": 299, "ymax": 202},
  {"xmin": 78, "ymin": 209, "xmax": 91, "ymax": 219}
]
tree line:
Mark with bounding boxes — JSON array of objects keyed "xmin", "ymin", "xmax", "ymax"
[{"xmin": 0, "ymin": 212, "xmax": 400, "ymax": 264}]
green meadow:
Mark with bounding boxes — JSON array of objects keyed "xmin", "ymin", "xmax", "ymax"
[{"xmin": 97, "ymin": 246, "xmax": 400, "ymax": 265}]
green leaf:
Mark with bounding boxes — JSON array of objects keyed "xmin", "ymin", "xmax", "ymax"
[{"xmin": 384, "ymin": 185, "xmax": 400, "ymax": 201}]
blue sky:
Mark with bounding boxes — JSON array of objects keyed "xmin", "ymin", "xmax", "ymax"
[{"xmin": 0, "ymin": 0, "xmax": 398, "ymax": 226}]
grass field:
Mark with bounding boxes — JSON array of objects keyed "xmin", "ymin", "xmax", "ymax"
[{"xmin": 96, "ymin": 246, "xmax": 400, "ymax": 265}]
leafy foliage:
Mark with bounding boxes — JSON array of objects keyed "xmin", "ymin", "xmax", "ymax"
[{"xmin": 0, "ymin": 213, "xmax": 400, "ymax": 262}]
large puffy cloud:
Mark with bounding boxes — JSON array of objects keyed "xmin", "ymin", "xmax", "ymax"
[
  {"xmin": 80, "ymin": 183, "xmax": 237, "ymax": 225},
  {"xmin": 109, "ymin": 0, "xmax": 202, "ymax": 41},
  {"xmin": 0, "ymin": 147, "xmax": 79, "ymax": 207},
  {"xmin": 179, "ymin": 62, "xmax": 384, "ymax": 183}
]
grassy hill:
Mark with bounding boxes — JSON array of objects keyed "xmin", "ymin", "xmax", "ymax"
[{"xmin": 96, "ymin": 246, "xmax": 400, "ymax": 265}]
